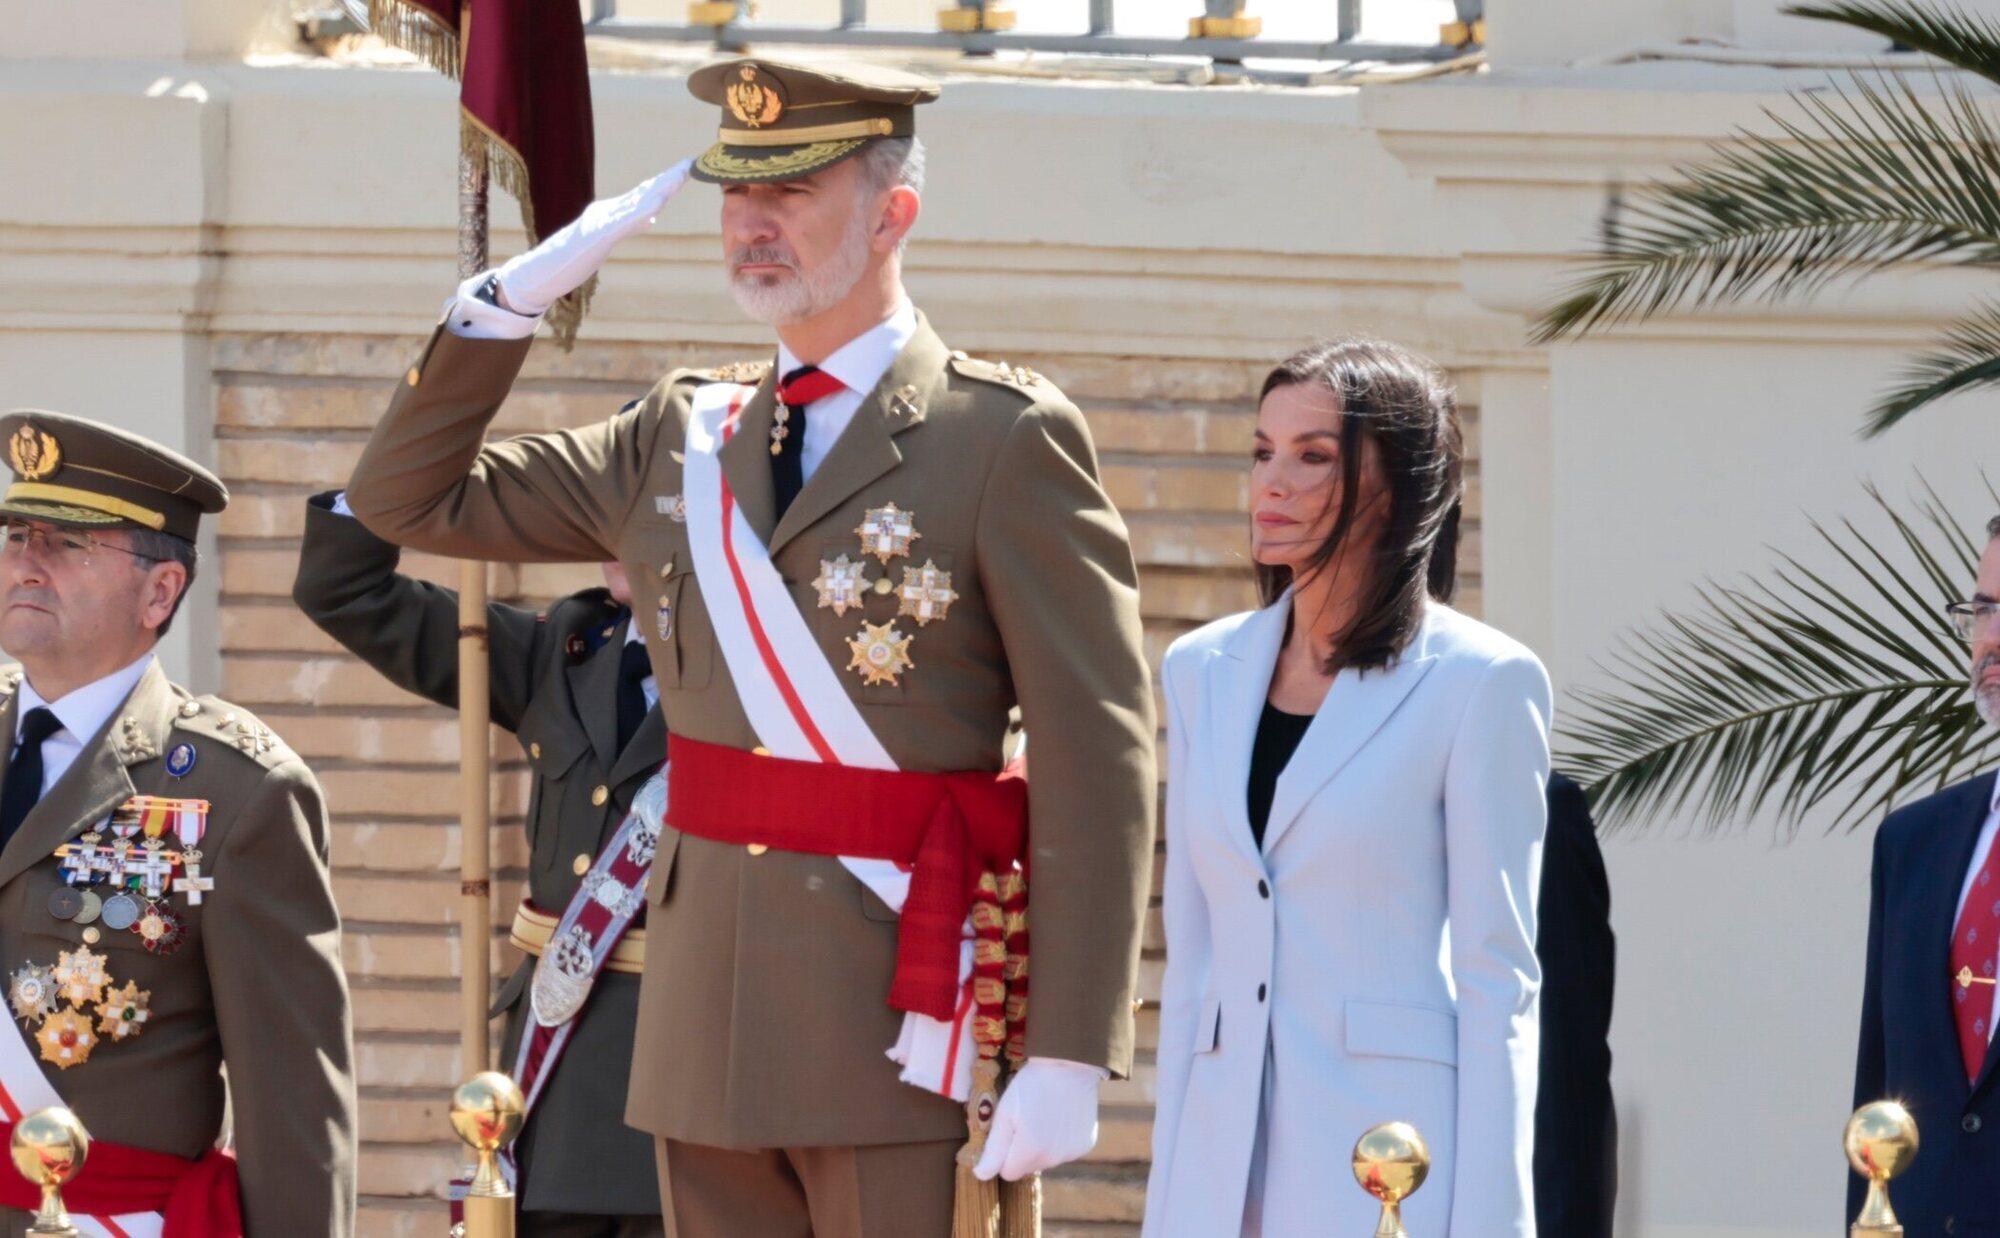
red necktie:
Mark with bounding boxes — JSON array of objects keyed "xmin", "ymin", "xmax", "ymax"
[
  {"xmin": 778, "ymin": 365, "xmax": 846, "ymax": 408},
  {"xmin": 1950, "ymin": 833, "xmax": 2000, "ymax": 1081}
]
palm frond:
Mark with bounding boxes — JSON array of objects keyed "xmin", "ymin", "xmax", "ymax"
[
  {"xmin": 1531, "ymin": 73, "xmax": 2000, "ymax": 343},
  {"xmin": 1864, "ymin": 300, "xmax": 2000, "ymax": 432},
  {"xmin": 1561, "ymin": 479, "xmax": 1999, "ymax": 834},
  {"xmin": 1787, "ymin": 0, "xmax": 2000, "ymax": 84}
]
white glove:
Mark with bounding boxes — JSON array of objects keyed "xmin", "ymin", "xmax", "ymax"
[
  {"xmin": 450, "ymin": 158, "xmax": 694, "ymax": 328},
  {"xmin": 972, "ymin": 1058, "xmax": 1104, "ymax": 1182}
]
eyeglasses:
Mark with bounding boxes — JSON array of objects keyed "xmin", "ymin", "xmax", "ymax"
[
  {"xmin": 0, "ymin": 523, "xmax": 158, "ymax": 570},
  {"xmin": 1946, "ymin": 600, "xmax": 2000, "ymax": 642}
]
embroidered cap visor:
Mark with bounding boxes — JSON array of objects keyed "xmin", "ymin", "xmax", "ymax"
[
  {"xmin": 0, "ymin": 410, "xmax": 227, "ymax": 541},
  {"xmin": 686, "ymin": 57, "xmax": 939, "ymax": 186}
]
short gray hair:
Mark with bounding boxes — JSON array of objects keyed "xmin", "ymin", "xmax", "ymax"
[
  {"xmin": 856, "ymin": 137, "xmax": 926, "ymax": 196},
  {"xmin": 122, "ymin": 528, "xmax": 197, "ymax": 637}
]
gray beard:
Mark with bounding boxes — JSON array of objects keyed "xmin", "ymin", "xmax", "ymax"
[
  {"xmin": 1980, "ymin": 680, "xmax": 2000, "ymax": 728},
  {"xmin": 729, "ymin": 214, "xmax": 872, "ymax": 327}
]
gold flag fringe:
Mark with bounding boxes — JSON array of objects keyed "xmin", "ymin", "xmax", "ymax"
[
  {"xmin": 953, "ymin": 871, "xmax": 1040, "ymax": 1238},
  {"xmin": 460, "ymin": 114, "xmax": 592, "ymax": 351},
  {"xmin": 367, "ymin": 0, "xmax": 460, "ymax": 78}
]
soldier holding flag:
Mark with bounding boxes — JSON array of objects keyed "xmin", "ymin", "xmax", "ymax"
[{"xmin": 346, "ymin": 58, "xmax": 1156, "ymax": 1238}]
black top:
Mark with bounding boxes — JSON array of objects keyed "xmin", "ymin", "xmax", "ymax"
[{"xmin": 1246, "ymin": 701, "xmax": 1314, "ymax": 847}]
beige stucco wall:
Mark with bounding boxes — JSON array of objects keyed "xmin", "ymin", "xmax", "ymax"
[{"xmin": 5, "ymin": 4, "xmax": 2000, "ymax": 1233}]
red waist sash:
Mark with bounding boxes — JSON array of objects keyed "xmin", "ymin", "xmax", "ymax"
[
  {"xmin": 667, "ymin": 735, "xmax": 1028, "ymax": 1021},
  {"xmin": 0, "ymin": 1131, "xmax": 240, "ymax": 1237}
]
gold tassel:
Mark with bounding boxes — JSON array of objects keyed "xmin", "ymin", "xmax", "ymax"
[
  {"xmin": 458, "ymin": 114, "xmax": 590, "ymax": 351},
  {"xmin": 952, "ymin": 1058, "xmax": 1003, "ymax": 1238},
  {"xmin": 999, "ymin": 1172, "xmax": 1042, "ymax": 1238},
  {"xmin": 368, "ymin": 0, "xmax": 461, "ymax": 78}
]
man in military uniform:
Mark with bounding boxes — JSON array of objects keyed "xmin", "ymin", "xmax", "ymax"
[
  {"xmin": 345, "ymin": 58, "xmax": 1155, "ymax": 1238},
  {"xmin": 293, "ymin": 491, "xmax": 664, "ymax": 1237},
  {"xmin": 0, "ymin": 410, "xmax": 354, "ymax": 1235}
]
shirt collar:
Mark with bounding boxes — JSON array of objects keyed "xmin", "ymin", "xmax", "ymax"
[
  {"xmin": 775, "ymin": 300, "xmax": 918, "ymax": 402},
  {"xmin": 1990, "ymin": 771, "xmax": 2000, "ymax": 814},
  {"xmin": 17, "ymin": 652, "xmax": 155, "ymax": 746},
  {"xmin": 622, "ymin": 614, "xmax": 644, "ymax": 648}
]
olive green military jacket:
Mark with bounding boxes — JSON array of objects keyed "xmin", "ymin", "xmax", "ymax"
[
  {"xmin": 291, "ymin": 496, "xmax": 662, "ymax": 1215},
  {"xmin": 347, "ymin": 314, "xmax": 1156, "ymax": 1149},
  {"xmin": 0, "ymin": 661, "xmax": 355, "ymax": 1237}
]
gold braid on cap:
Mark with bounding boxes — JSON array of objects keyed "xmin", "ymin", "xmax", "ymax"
[{"xmin": 698, "ymin": 139, "xmax": 867, "ymax": 180}]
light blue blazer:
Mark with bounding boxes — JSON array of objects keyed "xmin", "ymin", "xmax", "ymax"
[{"xmin": 1143, "ymin": 599, "xmax": 1552, "ymax": 1238}]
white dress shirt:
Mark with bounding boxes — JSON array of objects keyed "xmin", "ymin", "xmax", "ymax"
[
  {"xmin": 777, "ymin": 301, "xmax": 918, "ymax": 481},
  {"xmin": 14, "ymin": 652, "xmax": 154, "ymax": 795},
  {"xmin": 1956, "ymin": 777, "xmax": 2000, "ymax": 1045},
  {"xmin": 622, "ymin": 616, "xmax": 659, "ymax": 711}
]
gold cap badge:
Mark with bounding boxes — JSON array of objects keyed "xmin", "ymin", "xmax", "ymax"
[
  {"xmin": 726, "ymin": 65, "xmax": 785, "ymax": 129},
  {"xmin": 8, "ymin": 426, "xmax": 59, "ymax": 482}
]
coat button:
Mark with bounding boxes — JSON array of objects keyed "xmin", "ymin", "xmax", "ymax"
[
  {"xmin": 1257, "ymin": 879, "xmax": 1270, "ymax": 899},
  {"xmin": 591, "ymin": 785, "xmax": 609, "ymax": 806},
  {"xmin": 572, "ymin": 854, "xmax": 591, "ymax": 877},
  {"xmin": 1257, "ymin": 983, "xmax": 1267, "ymax": 1002},
  {"xmin": 530, "ymin": 742, "xmax": 542, "ymax": 759},
  {"xmin": 753, "ymin": 747, "xmax": 771, "ymax": 757},
  {"xmin": 747, "ymin": 843, "xmax": 769, "ymax": 856},
  {"xmin": 1965, "ymin": 1114, "xmax": 1984, "ymax": 1134}
]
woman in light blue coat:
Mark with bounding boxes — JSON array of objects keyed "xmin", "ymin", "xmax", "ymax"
[{"xmin": 1143, "ymin": 338, "xmax": 1551, "ymax": 1238}]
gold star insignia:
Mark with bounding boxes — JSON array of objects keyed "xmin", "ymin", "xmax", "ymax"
[
  {"xmin": 36, "ymin": 1008, "xmax": 96, "ymax": 1069},
  {"xmin": 898, "ymin": 560, "xmax": 959, "ymax": 627},
  {"xmin": 847, "ymin": 622, "xmax": 915, "ymax": 687},
  {"xmin": 96, "ymin": 981, "xmax": 151, "ymax": 1042},
  {"xmin": 52, "ymin": 947, "xmax": 109, "ymax": 1008},
  {"xmin": 855, "ymin": 504, "xmax": 920, "ymax": 566},
  {"xmin": 813, "ymin": 555, "xmax": 872, "ymax": 617}
]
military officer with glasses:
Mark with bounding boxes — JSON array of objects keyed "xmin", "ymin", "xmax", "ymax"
[
  {"xmin": 1853, "ymin": 513, "xmax": 2000, "ymax": 1236},
  {"xmin": 0, "ymin": 410, "xmax": 355, "ymax": 1236}
]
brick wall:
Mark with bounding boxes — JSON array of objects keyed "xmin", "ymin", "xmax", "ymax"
[{"xmin": 211, "ymin": 331, "xmax": 1479, "ymax": 1237}]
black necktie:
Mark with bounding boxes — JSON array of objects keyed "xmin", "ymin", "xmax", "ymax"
[
  {"xmin": 0, "ymin": 707, "xmax": 63, "ymax": 849},
  {"xmin": 772, "ymin": 365, "xmax": 847, "ymax": 520},
  {"xmin": 615, "ymin": 639, "xmax": 651, "ymax": 755}
]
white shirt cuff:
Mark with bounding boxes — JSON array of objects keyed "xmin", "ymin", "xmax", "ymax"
[
  {"xmin": 329, "ymin": 491, "xmax": 356, "ymax": 518},
  {"xmin": 441, "ymin": 273, "xmax": 544, "ymax": 341},
  {"xmin": 1029, "ymin": 1056, "xmax": 1111, "ymax": 1081}
]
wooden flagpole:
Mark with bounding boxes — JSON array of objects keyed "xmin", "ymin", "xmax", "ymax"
[{"xmin": 456, "ymin": 143, "xmax": 493, "ymax": 1080}]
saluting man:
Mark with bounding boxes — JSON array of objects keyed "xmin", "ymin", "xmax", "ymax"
[
  {"xmin": 0, "ymin": 411, "xmax": 355, "ymax": 1236},
  {"xmin": 344, "ymin": 58, "xmax": 1157, "ymax": 1238},
  {"xmin": 293, "ymin": 491, "xmax": 665, "ymax": 1238}
]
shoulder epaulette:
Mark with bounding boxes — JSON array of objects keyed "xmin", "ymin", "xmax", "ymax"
[
  {"xmin": 172, "ymin": 698, "xmax": 294, "ymax": 769},
  {"xmin": 948, "ymin": 352, "xmax": 1050, "ymax": 395},
  {"xmin": 696, "ymin": 360, "xmax": 773, "ymax": 385}
]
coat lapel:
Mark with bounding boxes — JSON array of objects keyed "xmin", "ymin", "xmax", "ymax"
[
  {"xmin": 567, "ymin": 626, "xmax": 626, "ymax": 774},
  {"xmin": 1944, "ymin": 773, "xmax": 2000, "ymax": 1099},
  {"xmin": 1259, "ymin": 612, "xmax": 1439, "ymax": 857},
  {"xmin": 0, "ymin": 662, "xmax": 178, "ymax": 892},
  {"xmin": 1209, "ymin": 602, "xmax": 1289, "ymax": 868},
  {"xmin": 608, "ymin": 709, "xmax": 667, "ymax": 793},
  {"xmin": 717, "ymin": 370, "xmax": 781, "ymax": 546},
  {"xmin": 765, "ymin": 319, "xmax": 944, "ymax": 557}
]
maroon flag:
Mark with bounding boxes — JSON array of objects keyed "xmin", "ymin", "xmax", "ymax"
[{"xmin": 369, "ymin": 0, "xmax": 597, "ymax": 346}]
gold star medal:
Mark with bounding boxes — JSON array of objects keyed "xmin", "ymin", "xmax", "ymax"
[
  {"xmin": 96, "ymin": 981, "xmax": 151, "ymax": 1042},
  {"xmin": 36, "ymin": 1008, "xmax": 96, "ymax": 1070},
  {"xmin": 814, "ymin": 555, "xmax": 871, "ymax": 617},
  {"xmin": 9, "ymin": 963, "xmax": 56, "ymax": 1026},
  {"xmin": 847, "ymin": 622, "xmax": 915, "ymax": 687},
  {"xmin": 855, "ymin": 504, "xmax": 919, "ymax": 566},
  {"xmin": 898, "ymin": 560, "xmax": 959, "ymax": 626},
  {"xmin": 52, "ymin": 947, "xmax": 109, "ymax": 1008}
]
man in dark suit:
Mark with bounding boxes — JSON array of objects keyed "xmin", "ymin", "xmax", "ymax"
[
  {"xmin": 1537, "ymin": 772, "xmax": 1618, "ymax": 1238},
  {"xmin": 1852, "ymin": 514, "xmax": 2000, "ymax": 1236},
  {"xmin": 293, "ymin": 491, "xmax": 664, "ymax": 1238}
]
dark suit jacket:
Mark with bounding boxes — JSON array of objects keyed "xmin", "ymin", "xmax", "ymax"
[
  {"xmin": 292, "ymin": 494, "xmax": 663, "ymax": 1216},
  {"xmin": 1536, "ymin": 772, "xmax": 1618, "ymax": 1238},
  {"xmin": 1854, "ymin": 770, "xmax": 2000, "ymax": 1236}
]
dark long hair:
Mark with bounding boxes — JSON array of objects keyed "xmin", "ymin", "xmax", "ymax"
[{"xmin": 1254, "ymin": 337, "xmax": 1463, "ymax": 675}]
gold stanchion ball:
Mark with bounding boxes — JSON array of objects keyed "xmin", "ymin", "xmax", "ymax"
[
  {"xmin": 449, "ymin": 1072, "xmax": 525, "ymax": 1155},
  {"xmin": 1845, "ymin": 1101, "xmax": 1919, "ymax": 1182},
  {"xmin": 10, "ymin": 1108, "xmax": 87, "ymax": 1189},
  {"xmin": 1352, "ymin": 1121, "xmax": 1430, "ymax": 1204}
]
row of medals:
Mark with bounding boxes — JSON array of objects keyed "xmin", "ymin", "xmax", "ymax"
[
  {"xmin": 814, "ymin": 503, "xmax": 959, "ymax": 687},
  {"xmin": 5, "ymin": 805, "xmax": 202, "ymax": 1068}
]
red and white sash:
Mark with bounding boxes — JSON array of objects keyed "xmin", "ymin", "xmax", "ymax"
[
  {"xmin": 0, "ymin": 1014, "xmax": 162, "ymax": 1237},
  {"xmin": 681, "ymin": 381, "xmax": 977, "ymax": 1101}
]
